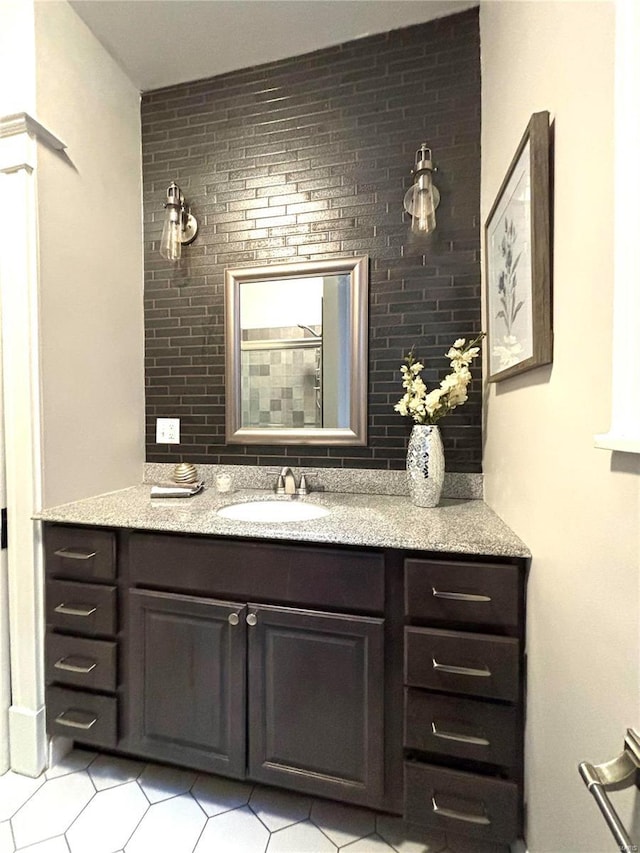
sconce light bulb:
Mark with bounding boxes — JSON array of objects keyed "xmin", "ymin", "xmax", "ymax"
[
  {"xmin": 403, "ymin": 144, "xmax": 440, "ymax": 237},
  {"xmin": 160, "ymin": 215, "xmax": 182, "ymax": 260},
  {"xmin": 160, "ymin": 181, "xmax": 183, "ymax": 261},
  {"xmin": 410, "ymin": 172, "xmax": 437, "ymax": 235},
  {"xmin": 159, "ymin": 181, "xmax": 198, "ymax": 261}
]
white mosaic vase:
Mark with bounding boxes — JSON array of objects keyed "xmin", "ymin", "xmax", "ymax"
[{"xmin": 406, "ymin": 424, "xmax": 445, "ymax": 507}]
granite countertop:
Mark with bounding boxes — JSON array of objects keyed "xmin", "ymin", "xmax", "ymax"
[{"xmin": 35, "ymin": 486, "xmax": 530, "ymax": 558}]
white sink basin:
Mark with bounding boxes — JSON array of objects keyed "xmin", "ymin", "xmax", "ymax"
[{"xmin": 217, "ymin": 500, "xmax": 330, "ymax": 523}]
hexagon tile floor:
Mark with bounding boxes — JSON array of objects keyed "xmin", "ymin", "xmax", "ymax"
[{"xmin": 0, "ymin": 749, "xmax": 514, "ymax": 853}]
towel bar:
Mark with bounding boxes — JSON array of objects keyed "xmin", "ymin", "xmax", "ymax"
[{"xmin": 579, "ymin": 728, "xmax": 640, "ymax": 853}]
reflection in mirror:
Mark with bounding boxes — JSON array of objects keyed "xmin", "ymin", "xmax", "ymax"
[{"xmin": 225, "ymin": 257, "xmax": 368, "ymax": 445}]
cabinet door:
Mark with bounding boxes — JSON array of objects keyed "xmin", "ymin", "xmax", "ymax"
[
  {"xmin": 248, "ymin": 604, "xmax": 385, "ymax": 807},
  {"xmin": 128, "ymin": 589, "xmax": 246, "ymax": 777}
]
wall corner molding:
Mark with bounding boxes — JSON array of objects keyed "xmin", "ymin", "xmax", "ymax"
[
  {"xmin": 0, "ymin": 126, "xmax": 47, "ymax": 775},
  {"xmin": 594, "ymin": 0, "xmax": 640, "ymax": 454},
  {"xmin": 0, "ymin": 112, "xmax": 66, "ymax": 152}
]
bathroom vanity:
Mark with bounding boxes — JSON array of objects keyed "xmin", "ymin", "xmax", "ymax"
[{"xmin": 39, "ymin": 486, "xmax": 529, "ymax": 846}]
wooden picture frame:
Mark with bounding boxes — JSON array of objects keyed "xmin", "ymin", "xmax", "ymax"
[{"xmin": 485, "ymin": 111, "xmax": 552, "ymax": 382}]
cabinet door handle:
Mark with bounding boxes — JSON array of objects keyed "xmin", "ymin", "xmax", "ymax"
[
  {"xmin": 54, "ymin": 603, "xmax": 97, "ymax": 617},
  {"xmin": 431, "ymin": 587, "xmax": 491, "ymax": 603},
  {"xmin": 431, "ymin": 795, "xmax": 491, "ymax": 826},
  {"xmin": 246, "ymin": 612, "xmax": 257, "ymax": 627},
  {"xmin": 54, "ymin": 656, "xmax": 97, "ymax": 674},
  {"xmin": 431, "ymin": 721, "xmax": 490, "ymax": 747},
  {"xmin": 228, "ymin": 612, "xmax": 240, "ymax": 626},
  {"xmin": 54, "ymin": 601, "xmax": 98, "ymax": 616},
  {"xmin": 53, "ymin": 548, "xmax": 97, "ymax": 561},
  {"xmin": 55, "ymin": 709, "xmax": 98, "ymax": 731},
  {"xmin": 432, "ymin": 657, "xmax": 491, "ymax": 678}
]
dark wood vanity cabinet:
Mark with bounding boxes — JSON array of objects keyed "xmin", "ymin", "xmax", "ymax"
[
  {"xmin": 247, "ymin": 603, "xmax": 384, "ymax": 804},
  {"xmin": 42, "ymin": 522, "xmax": 528, "ymax": 840},
  {"xmin": 124, "ymin": 531, "xmax": 386, "ymax": 808},
  {"xmin": 43, "ymin": 525, "xmax": 119, "ymax": 749},
  {"xmin": 402, "ymin": 556, "xmax": 527, "ymax": 845},
  {"xmin": 128, "ymin": 589, "xmax": 247, "ymax": 778}
]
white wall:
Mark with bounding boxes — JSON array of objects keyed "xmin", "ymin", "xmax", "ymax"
[
  {"xmin": 0, "ymin": 1, "xmax": 36, "ymax": 117},
  {"xmin": 0, "ymin": 0, "xmax": 144, "ymax": 772},
  {"xmin": 481, "ymin": 2, "xmax": 640, "ymax": 851},
  {"xmin": 34, "ymin": 0, "xmax": 145, "ymax": 507}
]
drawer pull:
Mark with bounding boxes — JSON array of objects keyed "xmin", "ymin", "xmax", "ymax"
[
  {"xmin": 432, "ymin": 657, "xmax": 491, "ymax": 678},
  {"xmin": 54, "ymin": 548, "xmax": 97, "ymax": 561},
  {"xmin": 54, "ymin": 656, "xmax": 97, "ymax": 674},
  {"xmin": 54, "ymin": 603, "xmax": 97, "ymax": 618},
  {"xmin": 432, "ymin": 587, "xmax": 492, "ymax": 603},
  {"xmin": 431, "ymin": 795, "xmax": 491, "ymax": 826},
  {"xmin": 431, "ymin": 721, "xmax": 490, "ymax": 747},
  {"xmin": 55, "ymin": 709, "xmax": 98, "ymax": 731}
]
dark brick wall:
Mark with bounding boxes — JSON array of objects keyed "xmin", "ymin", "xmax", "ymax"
[{"xmin": 142, "ymin": 8, "xmax": 482, "ymax": 472}]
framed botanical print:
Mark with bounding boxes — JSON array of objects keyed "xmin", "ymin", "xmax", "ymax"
[{"xmin": 485, "ymin": 111, "xmax": 552, "ymax": 382}]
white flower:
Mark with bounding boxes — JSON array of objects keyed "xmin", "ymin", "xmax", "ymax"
[
  {"xmin": 425, "ymin": 388, "xmax": 444, "ymax": 415},
  {"xmin": 439, "ymin": 373, "xmax": 457, "ymax": 392},
  {"xmin": 394, "ymin": 334, "xmax": 484, "ymax": 425},
  {"xmin": 394, "ymin": 397, "xmax": 409, "ymax": 417}
]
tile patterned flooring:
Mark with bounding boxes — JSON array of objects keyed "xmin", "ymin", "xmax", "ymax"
[{"xmin": 0, "ymin": 750, "xmax": 511, "ymax": 853}]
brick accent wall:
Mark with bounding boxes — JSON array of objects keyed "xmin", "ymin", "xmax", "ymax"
[{"xmin": 142, "ymin": 8, "xmax": 482, "ymax": 471}]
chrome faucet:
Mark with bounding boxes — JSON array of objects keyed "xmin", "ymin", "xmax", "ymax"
[
  {"xmin": 273, "ymin": 467, "xmax": 314, "ymax": 496},
  {"xmin": 278, "ymin": 467, "xmax": 297, "ymax": 495}
]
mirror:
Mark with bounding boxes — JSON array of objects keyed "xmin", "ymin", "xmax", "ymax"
[{"xmin": 225, "ymin": 256, "xmax": 368, "ymax": 445}]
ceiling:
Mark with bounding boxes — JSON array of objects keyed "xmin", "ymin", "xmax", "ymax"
[{"xmin": 69, "ymin": 0, "xmax": 479, "ymax": 92}]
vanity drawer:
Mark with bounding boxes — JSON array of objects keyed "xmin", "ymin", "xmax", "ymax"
[
  {"xmin": 129, "ymin": 532, "xmax": 384, "ymax": 613},
  {"xmin": 404, "ymin": 689, "xmax": 518, "ymax": 768},
  {"xmin": 405, "ymin": 627, "xmax": 519, "ymax": 702},
  {"xmin": 46, "ymin": 580, "xmax": 117, "ymax": 637},
  {"xmin": 404, "ymin": 761, "xmax": 519, "ymax": 844},
  {"xmin": 46, "ymin": 632, "xmax": 117, "ymax": 692},
  {"xmin": 404, "ymin": 558, "xmax": 519, "ymax": 633},
  {"xmin": 46, "ymin": 686, "xmax": 117, "ymax": 749},
  {"xmin": 44, "ymin": 526, "xmax": 116, "ymax": 582}
]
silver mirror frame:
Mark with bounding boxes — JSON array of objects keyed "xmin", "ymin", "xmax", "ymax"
[{"xmin": 225, "ymin": 256, "xmax": 368, "ymax": 446}]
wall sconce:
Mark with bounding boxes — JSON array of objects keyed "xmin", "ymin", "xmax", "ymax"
[
  {"xmin": 403, "ymin": 143, "xmax": 440, "ymax": 235},
  {"xmin": 159, "ymin": 181, "xmax": 198, "ymax": 260}
]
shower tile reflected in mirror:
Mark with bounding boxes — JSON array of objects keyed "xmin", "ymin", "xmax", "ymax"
[{"xmin": 241, "ymin": 325, "xmax": 322, "ymax": 429}]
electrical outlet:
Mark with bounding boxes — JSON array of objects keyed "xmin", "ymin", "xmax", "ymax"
[{"xmin": 156, "ymin": 417, "xmax": 180, "ymax": 444}]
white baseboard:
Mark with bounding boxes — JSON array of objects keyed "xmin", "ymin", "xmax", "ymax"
[
  {"xmin": 47, "ymin": 735, "xmax": 73, "ymax": 771},
  {"xmin": 9, "ymin": 703, "xmax": 47, "ymax": 777}
]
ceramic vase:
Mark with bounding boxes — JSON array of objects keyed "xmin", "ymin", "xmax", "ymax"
[{"xmin": 406, "ymin": 424, "xmax": 445, "ymax": 507}]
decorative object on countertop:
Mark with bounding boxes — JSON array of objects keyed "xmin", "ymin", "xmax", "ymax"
[
  {"xmin": 215, "ymin": 472, "xmax": 232, "ymax": 493},
  {"xmin": 172, "ymin": 462, "xmax": 199, "ymax": 484},
  {"xmin": 395, "ymin": 335, "xmax": 484, "ymax": 507},
  {"xmin": 485, "ymin": 110, "xmax": 552, "ymax": 382},
  {"xmin": 406, "ymin": 424, "xmax": 445, "ymax": 508},
  {"xmin": 150, "ymin": 481, "xmax": 204, "ymax": 498}
]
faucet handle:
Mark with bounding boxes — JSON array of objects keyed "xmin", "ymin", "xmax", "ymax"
[
  {"xmin": 274, "ymin": 474, "xmax": 285, "ymax": 495},
  {"xmin": 297, "ymin": 470, "xmax": 320, "ymax": 495}
]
